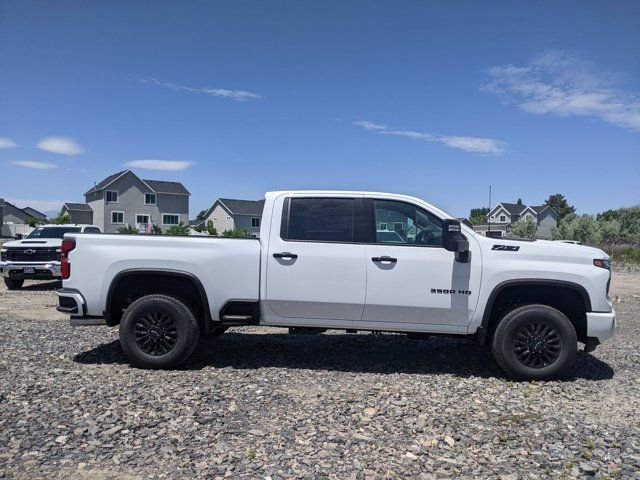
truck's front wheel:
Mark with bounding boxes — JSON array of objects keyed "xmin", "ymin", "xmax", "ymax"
[
  {"xmin": 119, "ymin": 294, "xmax": 200, "ymax": 369},
  {"xmin": 492, "ymin": 304, "xmax": 577, "ymax": 380}
]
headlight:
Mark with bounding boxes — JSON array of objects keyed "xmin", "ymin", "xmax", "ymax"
[{"xmin": 593, "ymin": 259, "xmax": 611, "ymax": 270}]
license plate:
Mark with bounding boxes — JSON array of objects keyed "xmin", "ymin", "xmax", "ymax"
[{"xmin": 23, "ymin": 267, "xmax": 35, "ymax": 274}]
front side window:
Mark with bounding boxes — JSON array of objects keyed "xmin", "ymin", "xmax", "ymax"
[
  {"xmin": 373, "ymin": 199, "xmax": 442, "ymax": 246},
  {"xmin": 106, "ymin": 190, "xmax": 118, "ymax": 203},
  {"xmin": 163, "ymin": 214, "xmax": 179, "ymax": 225},
  {"xmin": 145, "ymin": 193, "xmax": 156, "ymax": 205},
  {"xmin": 111, "ymin": 211, "xmax": 124, "ymax": 224},
  {"xmin": 251, "ymin": 217, "xmax": 261, "ymax": 228},
  {"xmin": 285, "ymin": 198, "xmax": 355, "ymax": 242}
]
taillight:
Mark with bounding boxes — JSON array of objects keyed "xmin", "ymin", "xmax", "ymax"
[{"xmin": 60, "ymin": 239, "xmax": 75, "ymax": 279}]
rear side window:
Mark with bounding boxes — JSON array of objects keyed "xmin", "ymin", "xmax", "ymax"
[
  {"xmin": 284, "ymin": 198, "xmax": 355, "ymax": 242},
  {"xmin": 83, "ymin": 227, "xmax": 101, "ymax": 234}
]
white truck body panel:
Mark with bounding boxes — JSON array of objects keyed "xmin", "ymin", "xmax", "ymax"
[{"xmin": 57, "ymin": 190, "xmax": 615, "ymax": 343}]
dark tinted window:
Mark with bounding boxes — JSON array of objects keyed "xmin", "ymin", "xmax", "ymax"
[
  {"xmin": 27, "ymin": 227, "xmax": 82, "ymax": 239},
  {"xmin": 83, "ymin": 227, "xmax": 101, "ymax": 234},
  {"xmin": 286, "ymin": 198, "xmax": 355, "ymax": 242}
]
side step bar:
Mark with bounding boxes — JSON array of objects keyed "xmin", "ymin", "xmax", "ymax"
[
  {"xmin": 70, "ymin": 317, "xmax": 108, "ymax": 326},
  {"xmin": 221, "ymin": 314, "xmax": 253, "ymax": 324}
]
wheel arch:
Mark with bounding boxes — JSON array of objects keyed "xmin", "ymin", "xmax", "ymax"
[
  {"xmin": 104, "ymin": 268, "xmax": 213, "ymax": 332},
  {"xmin": 477, "ymin": 279, "xmax": 591, "ymax": 345}
]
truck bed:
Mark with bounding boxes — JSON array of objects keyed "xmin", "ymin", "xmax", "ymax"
[{"xmin": 64, "ymin": 234, "xmax": 261, "ymax": 319}]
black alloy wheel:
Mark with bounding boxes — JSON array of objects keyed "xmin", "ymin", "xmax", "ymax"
[
  {"xmin": 513, "ymin": 321, "xmax": 561, "ymax": 368},
  {"xmin": 134, "ymin": 311, "xmax": 178, "ymax": 355}
]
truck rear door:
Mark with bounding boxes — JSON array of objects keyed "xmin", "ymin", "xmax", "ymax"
[{"xmin": 264, "ymin": 195, "xmax": 366, "ymax": 325}]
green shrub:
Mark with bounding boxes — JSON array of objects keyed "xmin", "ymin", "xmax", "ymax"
[
  {"xmin": 117, "ymin": 224, "xmax": 138, "ymax": 234},
  {"xmin": 166, "ymin": 222, "xmax": 191, "ymax": 236},
  {"xmin": 205, "ymin": 220, "xmax": 218, "ymax": 236},
  {"xmin": 222, "ymin": 228, "xmax": 251, "ymax": 238}
]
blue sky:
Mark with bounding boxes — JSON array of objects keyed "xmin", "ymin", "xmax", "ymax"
[{"xmin": 1, "ymin": 1, "xmax": 639, "ymax": 218}]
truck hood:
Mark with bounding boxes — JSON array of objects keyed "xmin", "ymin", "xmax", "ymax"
[
  {"xmin": 2, "ymin": 238, "xmax": 63, "ymax": 248},
  {"xmin": 478, "ymin": 236, "xmax": 609, "ymax": 263}
]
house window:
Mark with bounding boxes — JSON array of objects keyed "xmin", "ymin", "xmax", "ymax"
[
  {"xmin": 213, "ymin": 217, "xmax": 218, "ymax": 221},
  {"xmin": 226, "ymin": 216, "xmax": 231, "ymax": 220},
  {"xmin": 251, "ymin": 217, "xmax": 261, "ymax": 228},
  {"xmin": 162, "ymin": 214, "xmax": 179, "ymax": 225},
  {"xmin": 111, "ymin": 211, "xmax": 124, "ymax": 224},
  {"xmin": 499, "ymin": 215, "xmax": 506, "ymax": 222},
  {"xmin": 106, "ymin": 191, "xmax": 118, "ymax": 203},
  {"xmin": 379, "ymin": 222, "xmax": 388, "ymax": 230},
  {"xmin": 136, "ymin": 214, "xmax": 150, "ymax": 226},
  {"xmin": 144, "ymin": 193, "xmax": 156, "ymax": 205}
]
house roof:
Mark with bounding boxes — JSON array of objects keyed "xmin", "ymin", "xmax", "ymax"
[
  {"xmin": 85, "ymin": 170, "xmax": 128, "ymax": 195},
  {"xmin": 64, "ymin": 202, "xmax": 93, "ymax": 212},
  {"xmin": 189, "ymin": 218, "xmax": 206, "ymax": 227},
  {"xmin": 21, "ymin": 206, "xmax": 47, "ymax": 219},
  {"xmin": 218, "ymin": 198, "xmax": 265, "ymax": 216},
  {"xmin": 85, "ymin": 169, "xmax": 190, "ymax": 196},
  {"xmin": 143, "ymin": 179, "xmax": 190, "ymax": 195},
  {"xmin": 498, "ymin": 203, "xmax": 528, "ymax": 216},
  {"xmin": 2, "ymin": 201, "xmax": 29, "ymax": 221},
  {"xmin": 531, "ymin": 205, "xmax": 556, "ymax": 215}
]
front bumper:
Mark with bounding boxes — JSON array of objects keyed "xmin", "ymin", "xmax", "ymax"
[
  {"xmin": 586, "ymin": 309, "xmax": 616, "ymax": 342},
  {"xmin": 0, "ymin": 261, "xmax": 61, "ymax": 279}
]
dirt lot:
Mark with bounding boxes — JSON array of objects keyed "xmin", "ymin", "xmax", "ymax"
[{"xmin": 1, "ymin": 272, "xmax": 639, "ymax": 479}]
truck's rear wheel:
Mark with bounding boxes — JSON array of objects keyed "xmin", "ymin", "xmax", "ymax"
[
  {"xmin": 491, "ymin": 304, "xmax": 577, "ymax": 380},
  {"xmin": 4, "ymin": 278, "xmax": 24, "ymax": 290},
  {"xmin": 119, "ymin": 294, "xmax": 200, "ymax": 369}
]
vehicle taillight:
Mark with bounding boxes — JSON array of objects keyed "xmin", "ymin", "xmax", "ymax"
[{"xmin": 60, "ymin": 239, "xmax": 75, "ymax": 279}]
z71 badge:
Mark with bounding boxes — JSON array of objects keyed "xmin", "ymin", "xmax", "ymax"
[{"xmin": 492, "ymin": 245, "xmax": 520, "ymax": 251}]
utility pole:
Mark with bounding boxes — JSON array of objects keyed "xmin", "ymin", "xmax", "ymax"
[{"xmin": 488, "ymin": 185, "xmax": 492, "ymax": 234}]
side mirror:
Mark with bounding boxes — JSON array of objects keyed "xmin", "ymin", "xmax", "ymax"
[
  {"xmin": 442, "ymin": 219, "xmax": 470, "ymax": 262},
  {"xmin": 15, "ymin": 234, "xmax": 23, "ymax": 240}
]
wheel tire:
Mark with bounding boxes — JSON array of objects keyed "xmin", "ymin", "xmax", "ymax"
[
  {"xmin": 203, "ymin": 324, "xmax": 228, "ymax": 338},
  {"xmin": 119, "ymin": 294, "xmax": 200, "ymax": 369},
  {"xmin": 492, "ymin": 304, "xmax": 577, "ymax": 380},
  {"xmin": 4, "ymin": 278, "xmax": 24, "ymax": 290}
]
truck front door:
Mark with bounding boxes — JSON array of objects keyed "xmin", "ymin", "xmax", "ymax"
[
  {"xmin": 361, "ymin": 198, "xmax": 481, "ymax": 330},
  {"xmin": 264, "ymin": 195, "xmax": 367, "ymax": 326}
]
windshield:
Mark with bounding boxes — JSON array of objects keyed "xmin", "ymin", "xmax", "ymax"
[{"xmin": 26, "ymin": 227, "xmax": 81, "ymax": 239}]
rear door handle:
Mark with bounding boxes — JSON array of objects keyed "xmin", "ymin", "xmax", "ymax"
[
  {"xmin": 372, "ymin": 256, "xmax": 397, "ymax": 263},
  {"xmin": 273, "ymin": 252, "xmax": 298, "ymax": 260}
]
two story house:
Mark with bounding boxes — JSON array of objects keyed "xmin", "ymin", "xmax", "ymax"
[
  {"xmin": 472, "ymin": 202, "xmax": 557, "ymax": 239},
  {"xmin": 62, "ymin": 170, "xmax": 190, "ymax": 233},
  {"xmin": 199, "ymin": 198, "xmax": 265, "ymax": 237}
]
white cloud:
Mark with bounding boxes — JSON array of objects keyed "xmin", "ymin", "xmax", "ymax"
[
  {"xmin": 37, "ymin": 136, "xmax": 85, "ymax": 155},
  {"xmin": 0, "ymin": 137, "xmax": 17, "ymax": 148},
  {"xmin": 11, "ymin": 160, "xmax": 58, "ymax": 169},
  {"xmin": 353, "ymin": 121, "xmax": 505, "ymax": 155},
  {"xmin": 484, "ymin": 50, "xmax": 640, "ymax": 132},
  {"xmin": 125, "ymin": 159, "xmax": 194, "ymax": 171},
  {"xmin": 139, "ymin": 77, "xmax": 262, "ymax": 102}
]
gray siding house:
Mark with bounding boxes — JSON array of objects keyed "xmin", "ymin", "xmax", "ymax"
[
  {"xmin": 1, "ymin": 199, "xmax": 48, "ymax": 237},
  {"xmin": 68, "ymin": 170, "xmax": 190, "ymax": 233},
  {"xmin": 201, "ymin": 198, "xmax": 265, "ymax": 237},
  {"xmin": 473, "ymin": 202, "xmax": 557, "ymax": 239}
]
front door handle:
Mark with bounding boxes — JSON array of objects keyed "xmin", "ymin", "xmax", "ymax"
[
  {"xmin": 273, "ymin": 252, "xmax": 298, "ymax": 260},
  {"xmin": 372, "ymin": 256, "xmax": 397, "ymax": 263}
]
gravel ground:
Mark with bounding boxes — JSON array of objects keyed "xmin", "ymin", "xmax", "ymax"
[{"xmin": 1, "ymin": 272, "xmax": 639, "ymax": 479}]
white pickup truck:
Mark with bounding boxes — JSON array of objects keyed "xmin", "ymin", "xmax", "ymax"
[{"xmin": 56, "ymin": 191, "xmax": 615, "ymax": 379}]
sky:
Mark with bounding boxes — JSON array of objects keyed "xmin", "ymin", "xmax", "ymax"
[{"xmin": 1, "ymin": 0, "xmax": 639, "ymax": 218}]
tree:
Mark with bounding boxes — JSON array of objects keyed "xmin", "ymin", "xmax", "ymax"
[
  {"xmin": 516, "ymin": 198, "xmax": 523, "ymax": 205},
  {"xmin": 544, "ymin": 194, "xmax": 576, "ymax": 222},
  {"xmin": 25, "ymin": 216, "xmax": 45, "ymax": 228},
  {"xmin": 197, "ymin": 209, "xmax": 207, "ymax": 219},
  {"xmin": 50, "ymin": 213, "xmax": 71, "ymax": 225},
  {"xmin": 205, "ymin": 220, "xmax": 218, "ymax": 236},
  {"xmin": 222, "ymin": 228, "xmax": 251, "ymax": 238},
  {"xmin": 117, "ymin": 224, "xmax": 138, "ymax": 234},
  {"xmin": 166, "ymin": 222, "xmax": 191, "ymax": 236},
  {"xmin": 508, "ymin": 218, "xmax": 538, "ymax": 239},
  {"xmin": 552, "ymin": 214, "xmax": 599, "ymax": 245},
  {"xmin": 469, "ymin": 207, "xmax": 490, "ymax": 225}
]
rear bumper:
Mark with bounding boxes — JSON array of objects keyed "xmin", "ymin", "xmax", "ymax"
[
  {"xmin": 586, "ymin": 309, "xmax": 616, "ymax": 342},
  {"xmin": 0, "ymin": 261, "xmax": 61, "ymax": 279},
  {"xmin": 55, "ymin": 288, "xmax": 107, "ymax": 326}
]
